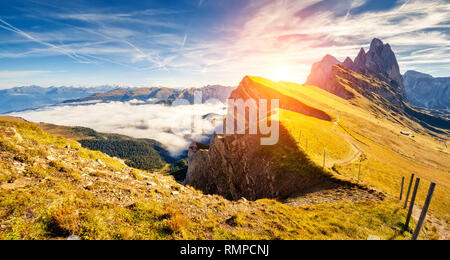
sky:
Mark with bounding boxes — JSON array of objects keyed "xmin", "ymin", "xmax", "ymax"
[{"xmin": 0, "ymin": 0, "xmax": 449, "ymax": 89}]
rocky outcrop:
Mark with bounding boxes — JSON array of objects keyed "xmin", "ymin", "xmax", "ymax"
[
  {"xmin": 305, "ymin": 38, "xmax": 406, "ymax": 102},
  {"xmin": 403, "ymin": 70, "xmax": 450, "ymax": 109},
  {"xmin": 352, "ymin": 38, "xmax": 405, "ymax": 99},
  {"xmin": 184, "ymin": 134, "xmax": 278, "ymax": 200}
]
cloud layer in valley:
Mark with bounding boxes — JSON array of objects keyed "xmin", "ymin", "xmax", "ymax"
[{"xmin": 12, "ymin": 101, "xmax": 226, "ymax": 156}]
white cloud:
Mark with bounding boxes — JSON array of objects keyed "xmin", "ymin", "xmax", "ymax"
[{"xmin": 11, "ymin": 101, "xmax": 226, "ymax": 156}]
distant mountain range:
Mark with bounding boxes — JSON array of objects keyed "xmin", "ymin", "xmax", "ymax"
[
  {"xmin": 0, "ymin": 84, "xmax": 235, "ymax": 114},
  {"xmin": 0, "ymin": 85, "xmax": 119, "ymax": 114},
  {"xmin": 63, "ymin": 85, "xmax": 236, "ymax": 105},
  {"xmin": 403, "ymin": 71, "xmax": 449, "ymax": 109}
]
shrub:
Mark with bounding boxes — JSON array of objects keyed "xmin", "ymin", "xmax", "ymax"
[
  {"xmin": 49, "ymin": 160, "xmax": 70, "ymax": 173},
  {"xmin": 41, "ymin": 204, "xmax": 81, "ymax": 238},
  {"xmin": 0, "ymin": 140, "xmax": 17, "ymax": 153},
  {"xmin": 13, "ymin": 153, "xmax": 34, "ymax": 164},
  {"xmin": 25, "ymin": 166, "xmax": 48, "ymax": 178},
  {"xmin": 130, "ymin": 170, "xmax": 144, "ymax": 181},
  {"xmin": 226, "ymin": 214, "xmax": 247, "ymax": 227}
]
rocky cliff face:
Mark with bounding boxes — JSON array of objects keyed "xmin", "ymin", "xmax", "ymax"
[
  {"xmin": 403, "ymin": 71, "xmax": 450, "ymax": 109},
  {"xmin": 184, "ymin": 130, "xmax": 331, "ymax": 200},
  {"xmin": 184, "ymin": 134, "xmax": 277, "ymax": 200},
  {"xmin": 327, "ymin": 65, "xmax": 405, "ymax": 108},
  {"xmin": 352, "ymin": 38, "xmax": 405, "ymax": 99}
]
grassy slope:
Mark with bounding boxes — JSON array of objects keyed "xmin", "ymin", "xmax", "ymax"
[
  {"xmin": 250, "ymin": 76, "xmax": 449, "ymax": 224},
  {"xmin": 0, "ymin": 119, "xmax": 437, "ymax": 240}
]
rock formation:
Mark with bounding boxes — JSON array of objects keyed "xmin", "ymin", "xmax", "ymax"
[
  {"xmin": 305, "ymin": 39, "xmax": 450, "ymax": 131},
  {"xmin": 306, "ymin": 38, "xmax": 406, "ymax": 102},
  {"xmin": 352, "ymin": 38, "xmax": 405, "ymax": 99}
]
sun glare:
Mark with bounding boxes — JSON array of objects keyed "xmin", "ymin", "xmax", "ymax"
[{"xmin": 268, "ymin": 67, "xmax": 294, "ymax": 82}]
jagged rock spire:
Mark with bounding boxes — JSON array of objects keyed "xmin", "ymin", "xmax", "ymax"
[
  {"xmin": 352, "ymin": 38, "xmax": 405, "ymax": 98},
  {"xmin": 342, "ymin": 57, "xmax": 354, "ymax": 69},
  {"xmin": 305, "ymin": 38, "xmax": 406, "ymax": 100},
  {"xmin": 353, "ymin": 48, "xmax": 367, "ymax": 70}
]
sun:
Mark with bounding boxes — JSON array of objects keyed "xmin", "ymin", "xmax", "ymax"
[{"xmin": 268, "ymin": 67, "xmax": 292, "ymax": 82}]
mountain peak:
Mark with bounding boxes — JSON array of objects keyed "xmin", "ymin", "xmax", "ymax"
[
  {"xmin": 305, "ymin": 55, "xmax": 342, "ymax": 89},
  {"xmin": 353, "ymin": 48, "xmax": 367, "ymax": 69},
  {"xmin": 353, "ymin": 38, "xmax": 405, "ymax": 98},
  {"xmin": 322, "ymin": 54, "xmax": 340, "ymax": 63},
  {"xmin": 369, "ymin": 38, "xmax": 384, "ymax": 50},
  {"xmin": 343, "ymin": 57, "xmax": 354, "ymax": 68},
  {"xmin": 305, "ymin": 38, "xmax": 407, "ymax": 103},
  {"xmin": 358, "ymin": 47, "xmax": 366, "ymax": 56},
  {"xmin": 404, "ymin": 70, "xmax": 433, "ymax": 79}
]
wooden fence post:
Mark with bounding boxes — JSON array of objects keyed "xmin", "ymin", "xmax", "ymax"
[
  {"xmin": 323, "ymin": 150, "xmax": 326, "ymax": 168},
  {"xmin": 405, "ymin": 178, "xmax": 420, "ymax": 230},
  {"xmin": 404, "ymin": 174, "xmax": 415, "ymax": 209},
  {"xmin": 400, "ymin": 177, "xmax": 405, "ymax": 200},
  {"xmin": 412, "ymin": 183, "xmax": 436, "ymax": 240},
  {"xmin": 358, "ymin": 160, "xmax": 362, "ymax": 182}
]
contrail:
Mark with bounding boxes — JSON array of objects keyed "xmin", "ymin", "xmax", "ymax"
[
  {"xmin": 0, "ymin": 17, "xmax": 93, "ymax": 63},
  {"xmin": 198, "ymin": 0, "xmax": 206, "ymax": 7}
]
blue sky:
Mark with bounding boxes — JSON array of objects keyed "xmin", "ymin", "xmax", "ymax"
[{"xmin": 0, "ymin": 0, "xmax": 449, "ymax": 89}]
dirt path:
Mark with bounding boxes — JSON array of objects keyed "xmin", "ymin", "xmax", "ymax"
[
  {"xmin": 325, "ymin": 140, "xmax": 361, "ymax": 168},
  {"xmin": 0, "ymin": 178, "xmax": 34, "ymax": 190},
  {"xmin": 323, "ymin": 121, "xmax": 363, "ymax": 168},
  {"xmin": 284, "ymin": 180, "xmax": 385, "ymax": 207}
]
